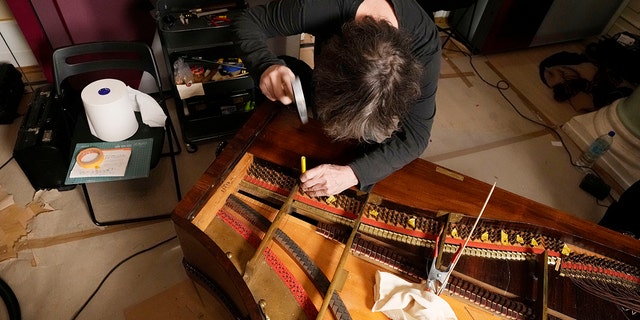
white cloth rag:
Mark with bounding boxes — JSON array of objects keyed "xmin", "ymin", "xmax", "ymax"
[
  {"xmin": 371, "ymin": 271, "xmax": 457, "ymax": 320},
  {"xmin": 127, "ymin": 87, "xmax": 167, "ymax": 127}
]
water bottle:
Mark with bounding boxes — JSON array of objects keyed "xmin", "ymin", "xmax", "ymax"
[{"xmin": 576, "ymin": 131, "xmax": 615, "ymax": 168}]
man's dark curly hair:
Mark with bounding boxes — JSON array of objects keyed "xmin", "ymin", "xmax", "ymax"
[{"xmin": 313, "ymin": 16, "xmax": 423, "ymax": 143}]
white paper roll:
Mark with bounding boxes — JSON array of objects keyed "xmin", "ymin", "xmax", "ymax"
[{"xmin": 81, "ymin": 79, "xmax": 139, "ymax": 142}]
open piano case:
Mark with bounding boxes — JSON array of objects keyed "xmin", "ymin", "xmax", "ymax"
[{"xmin": 172, "ymin": 101, "xmax": 640, "ymax": 320}]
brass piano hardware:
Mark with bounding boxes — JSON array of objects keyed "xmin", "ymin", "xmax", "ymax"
[
  {"xmin": 244, "ymin": 163, "xmax": 558, "ymax": 264},
  {"xmin": 501, "ymin": 230, "xmax": 510, "ymax": 245},
  {"xmin": 258, "ymin": 299, "xmax": 270, "ymax": 320},
  {"xmin": 294, "ymin": 199, "xmax": 355, "ymax": 226},
  {"xmin": 435, "ymin": 166, "xmax": 465, "ymax": 181},
  {"xmin": 325, "ymin": 195, "xmax": 337, "ymax": 205},
  {"xmin": 358, "ymin": 223, "xmax": 432, "ymax": 247}
]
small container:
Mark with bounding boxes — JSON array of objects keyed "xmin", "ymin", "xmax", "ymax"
[
  {"xmin": 190, "ymin": 65, "xmax": 205, "ymax": 82},
  {"xmin": 576, "ymin": 131, "xmax": 615, "ymax": 168}
]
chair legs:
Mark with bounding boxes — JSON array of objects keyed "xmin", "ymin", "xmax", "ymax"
[
  {"xmin": 164, "ymin": 116, "xmax": 182, "ymax": 201},
  {"xmin": 82, "ymin": 115, "xmax": 182, "ymax": 226},
  {"xmin": 81, "ymin": 183, "xmax": 171, "ymax": 226},
  {"xmin": 160, "ymin": 96, "xmax": 183, "ymax": 202}
]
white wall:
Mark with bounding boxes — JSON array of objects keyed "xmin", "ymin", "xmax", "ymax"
[{"xmin": 0, "ymin": 0, "xmax": 38, "ymax": 67}]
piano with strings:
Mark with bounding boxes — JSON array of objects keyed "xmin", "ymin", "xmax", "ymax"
[{"xmin": 172, "ymin": 100, "xmax": 640, "ymax": 320}]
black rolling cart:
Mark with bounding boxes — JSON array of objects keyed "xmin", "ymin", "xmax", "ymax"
[{"xmin": 157, "ymin": 0, "xmax": 255, "ymax": 153}]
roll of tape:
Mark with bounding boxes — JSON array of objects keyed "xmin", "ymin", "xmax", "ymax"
[{"xmin": 76, "ymin": 148, "xmax": 104, "ymax": 169}]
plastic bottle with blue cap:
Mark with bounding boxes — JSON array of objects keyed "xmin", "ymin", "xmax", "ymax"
[{"xmin": 576, "ymin": 130, "xmax": 615, "ymax": 168}]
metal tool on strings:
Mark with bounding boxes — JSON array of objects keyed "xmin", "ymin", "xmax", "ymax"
[{"xmin": 427, "ymin": 181, "xmax": 497, "ymax": 295}]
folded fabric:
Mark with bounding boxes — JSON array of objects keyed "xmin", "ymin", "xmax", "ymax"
[
  {"xmin": 127, "ymin": 87, "xmax": 167, "ymax": 127},
  {"xmin": 372, "ymin": 271, "xmax": 457, "ymax": 320}
]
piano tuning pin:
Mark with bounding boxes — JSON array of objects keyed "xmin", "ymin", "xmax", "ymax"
[
  {"xmin": 258, "ymin": 299, "xmax": 270, "ymax": 320},
  {"xmin": 490, "ymin": 230, "xmax": 499, "ymax": 243}
]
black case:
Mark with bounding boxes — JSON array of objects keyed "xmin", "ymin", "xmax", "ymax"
[
  {"xmin": 0, "ymin": 63, "xmax": 24, "ymax": 124},
  {"xmin": 13, "ymin": 85, "xmax": 76, "ymax": 190}
]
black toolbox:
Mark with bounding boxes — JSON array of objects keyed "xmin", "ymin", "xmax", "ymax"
[{"xmin": 13, "ymin": 85, "xmax": 76, "ymax": 190}]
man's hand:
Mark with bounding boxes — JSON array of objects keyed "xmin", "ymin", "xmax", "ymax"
[
  {"xmin": 300, "ymin": 164, "xmax": 359, "ymax": 197},
  {"xmin": 260, "ymin": 64, "xmax": 295, "ymax": 105}
]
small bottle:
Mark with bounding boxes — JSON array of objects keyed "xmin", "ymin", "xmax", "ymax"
[{"xmin": 576, "ymin": 131, "xmax": 615, "ymax": 168}]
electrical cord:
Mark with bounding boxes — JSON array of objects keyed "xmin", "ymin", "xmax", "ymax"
[
  {"xmin": 442, "ymin": 42, "xmax": 614, "ymax": 205},
  {"xmin": 0, "ymin": 277, "xmax": 21, "ymax": 320},
  {"xmin": 0, "ymin": 156, "xmax": 14, "ymax": 171},
  {"xmin": 70, "ymin": 235, "xmax": 178, "ymax": 320}
]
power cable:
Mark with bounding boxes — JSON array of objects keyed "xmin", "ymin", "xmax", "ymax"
[
  {"xmin": 0, "ymin": 156, "xmax": 14, "ymax": 171},
  {"xmin": 70, "ymin": 235, "xmax": 178, "ymax": 320},
  {"xmin": 0, "ymin": 277, "xmax": 21, "ymax": 320}
]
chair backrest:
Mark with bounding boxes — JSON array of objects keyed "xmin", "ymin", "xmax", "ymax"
[{"xmin": 52, "ymin": 41, "xmax": 163, "ymax": 98}]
